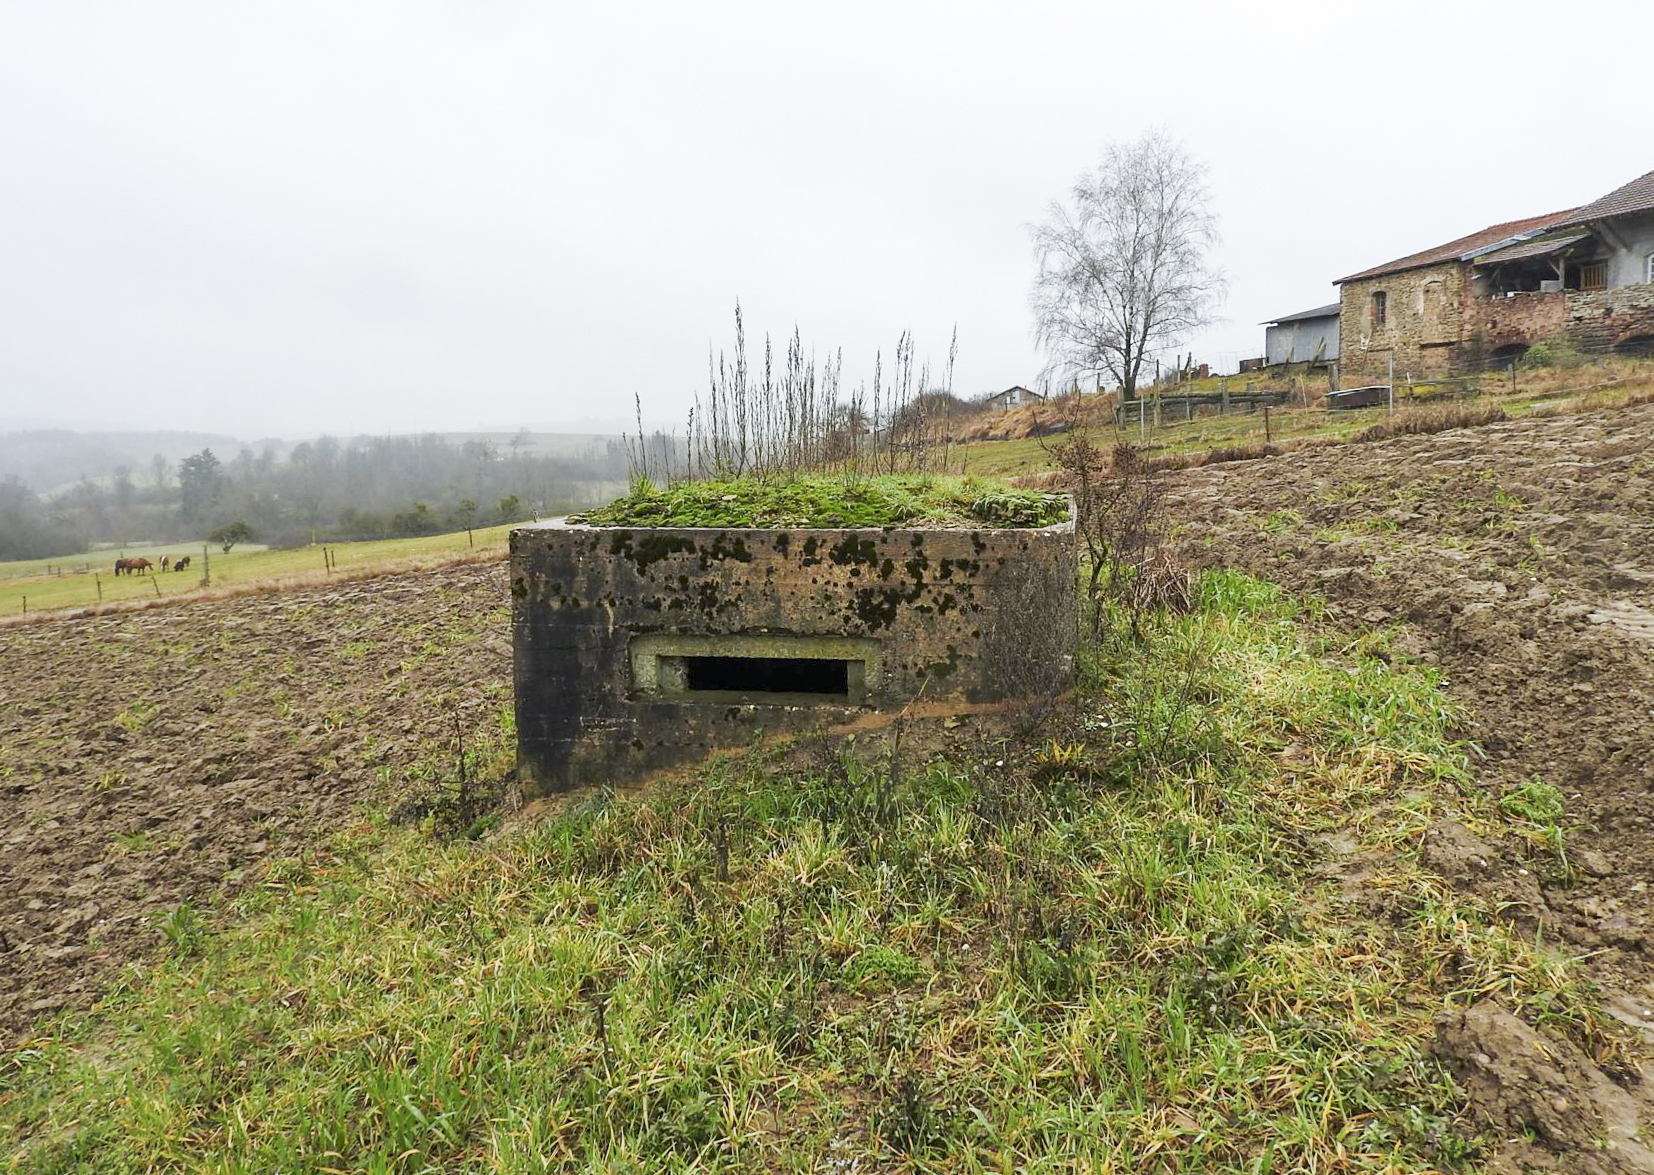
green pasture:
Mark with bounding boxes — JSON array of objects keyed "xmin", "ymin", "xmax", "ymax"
[
  {"xmin": 957, "ymin": 403, "xmax": 1396, "ymax": 479},
  {"xmin": 0, "ymin": 523, "xmax": 519, "ymax": 618}
]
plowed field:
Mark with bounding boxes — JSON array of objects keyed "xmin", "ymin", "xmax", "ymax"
[
  {"xmin": 0, "ymin": 563, "xmax": 512, "ymax": 1043},
  {"xmin": 1167, "ymin": 401, "xmax": 1654, "ymax": 1170}
]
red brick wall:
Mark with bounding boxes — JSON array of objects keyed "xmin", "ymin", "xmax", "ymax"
[{"xmin": 1469, "ymin": 291, "xmax": 1568, "ymax": 352}]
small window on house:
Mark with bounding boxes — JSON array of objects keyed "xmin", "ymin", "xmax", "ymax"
[
  {"xmin": 1371, "ymin": 290, "xmax": 1388, "ymax": 328},
  {"xmin": 1646, "ymin": 253, "xmax": 1654, "ymax": 284},
  {"xmin": 1578, "ymin": 261, "xmax": 1608, "ymax": 291}
]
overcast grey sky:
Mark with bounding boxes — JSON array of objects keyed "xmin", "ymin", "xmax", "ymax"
[{"xmin": 2, "ymin": 0, "xmax": 1649, "ymax": 439}]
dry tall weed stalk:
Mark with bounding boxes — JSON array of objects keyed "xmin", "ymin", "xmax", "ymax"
[{"xmin": 633, "ymin": 303, "xmax": 962, "ymax": 486}]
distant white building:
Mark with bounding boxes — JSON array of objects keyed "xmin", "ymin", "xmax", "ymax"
[{"xmin": 980, "ymin": 385, "xmax": 1046, "ymax": 412}]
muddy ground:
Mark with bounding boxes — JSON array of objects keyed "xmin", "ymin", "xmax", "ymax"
[
  {"xmin": 1167, "ymin": 400, "xmax": 1654, "ymax": 1172},
  {"xmin": 0, "ymin": 562, "xmax": 513, "ymax": 1044},
  {"xmin": 7, "ymin": 407, "xmax": 1654, "ymax": 1168}
]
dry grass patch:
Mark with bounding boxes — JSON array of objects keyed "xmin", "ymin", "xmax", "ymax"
[{"xmin": 1354, "ymin": 404, "xmax": 1509, "ymax": 444}]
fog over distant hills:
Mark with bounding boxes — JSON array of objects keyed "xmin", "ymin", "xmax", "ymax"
[
  {"xmin": 0, "ymin": 428, "xmax": 621, "ymax": 498},
  {"xmin": 0, "ymin": 430, "xmax": 251, "ymax": 497}
]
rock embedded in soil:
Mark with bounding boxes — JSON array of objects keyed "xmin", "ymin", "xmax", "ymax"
[{"xmin": 1435, "ymin": 1001, "xmax": 1654, "ymax": 1175}]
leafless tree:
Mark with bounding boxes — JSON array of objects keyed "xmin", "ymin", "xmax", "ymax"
[{"xmin": 1029, "ymin": 129, "xmax": 1226, "ymax": 402}]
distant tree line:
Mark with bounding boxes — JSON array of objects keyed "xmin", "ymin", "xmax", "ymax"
[{"xmin": 0, "ymin": 433, "xmax": 629, "ymax": 560}]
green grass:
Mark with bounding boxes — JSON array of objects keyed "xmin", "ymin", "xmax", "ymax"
[
  {"xmin": 0, "ymin": 571, "xmax": 1612, "ymax": 1172},
  {"xmin": 572, "ymin": 475, "xmax": 1068, "ymax": 530},
  {"xmin": 0, "ymin": 524, "xmax": 518, "ymax": 617},
  {"xmin": 1500, "ymin": 778, "xmax": 1575, "ymax": 882},
  {"xmin": 953, "ymin": 367, "xmax": 1654, "ymax": 481},
  {"xmin": 957, "ymin": 434, "xmax": 1061, "ymax": 479},
  {"xmin": 953, "ymin": 405, "xmax": 1400, "ymax": 479}
]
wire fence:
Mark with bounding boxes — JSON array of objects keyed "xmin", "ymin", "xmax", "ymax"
[{"xmin": 1091, "ymin": 351, "xmax": 1654, "ymax": 449}]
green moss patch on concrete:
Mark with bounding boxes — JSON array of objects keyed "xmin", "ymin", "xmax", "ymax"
[{"xmin": 570, "ymin": 475, "xmax": 1068, "ymax": 530}]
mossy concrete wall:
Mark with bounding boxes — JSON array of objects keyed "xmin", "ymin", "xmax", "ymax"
[{"xmin": 510, "ymin": 516, "xmax": 1076, "ymax": 792}]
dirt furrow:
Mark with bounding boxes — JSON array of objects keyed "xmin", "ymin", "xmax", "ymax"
[{"xmin": 0, "ymin": 561, "xmax": 512, "ymax": 1043}]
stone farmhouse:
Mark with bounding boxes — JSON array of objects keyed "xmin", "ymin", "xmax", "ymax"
[{"xmin": 1336, "ymin": 168, "xmax": 1654, "ymax": 384}]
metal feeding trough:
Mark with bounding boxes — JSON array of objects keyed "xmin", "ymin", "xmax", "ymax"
[
  {"xmin": 509, "ymin": 512, "xmax": 1076, "ymax": 793},
  {"xmin": 1326, "ymin": 385, "xmax": 1390, "ymax": 410}
]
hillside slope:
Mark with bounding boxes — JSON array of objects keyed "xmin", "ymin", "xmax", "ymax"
[{"xmin": 1167, "ymin": 400, "xmax": 1654, "ymax": 1172}]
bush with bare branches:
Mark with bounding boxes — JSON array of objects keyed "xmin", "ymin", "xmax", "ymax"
[{"xmin": 1045, "ymin": 417, "xmax": 1180, "ymax": 636}]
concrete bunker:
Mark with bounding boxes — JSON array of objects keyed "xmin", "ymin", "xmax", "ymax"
[{"xmin": 510, "ymin": 513, "xmax": 1075, "ymax": 793}]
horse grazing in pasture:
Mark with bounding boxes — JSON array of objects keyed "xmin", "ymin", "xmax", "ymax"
[
  {"xmin": 113, "ymin": 558, "xmax": 129, "ymax": 576},
  {"xmin": 160, "ymin": 555, "xmax": 171, "ymax": 571},
  {"xmin": 173, "ymin": 555, "xmax": 191, "ymax": 573},
  {"xmin": 123, "ymin": 557, "xmax": 152, "ymax": 575}
]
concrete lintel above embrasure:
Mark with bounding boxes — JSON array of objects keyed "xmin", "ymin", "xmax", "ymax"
[{"xmin": 629, "ymin": 633, "xmax": 883, "ymax": 702}]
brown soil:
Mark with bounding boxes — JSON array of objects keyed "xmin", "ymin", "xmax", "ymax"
[
  {"xmin": 0, "ymin": 562, "xmax": 512, "ymax": 1044},
  {"xmin": 10, "ymin": 406, "xmax": 1654, "ymax": 1165},
  {"xmin": 1166, "ymin": 400, "xmax": 1654, "ymax": 1170}
]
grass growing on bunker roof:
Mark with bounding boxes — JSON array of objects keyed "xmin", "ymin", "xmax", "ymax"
[
  {"xmin": 569, "ymin": 473, "xmax": 1070, "ymax": 529},
  {"xmin": 1, "ymin": 571, "xmax": 1617, "ymax": 1172}
]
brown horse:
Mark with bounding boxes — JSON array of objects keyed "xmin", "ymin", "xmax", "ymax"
[
  {"xmin": 124, "ymin": 557, "xmax": 152, "ymax": 575},
  {"xmin": 113, "ymin": 558, "xmax": 128, "ymax": 576},
  {"xmin": 160, "ymin": 555, "xmax": 171, "ymax": 571}
]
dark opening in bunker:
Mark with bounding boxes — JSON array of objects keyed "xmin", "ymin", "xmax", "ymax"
[{"xmin": 684, "ymin": 656, "xmax": 850, "ymax": 696}]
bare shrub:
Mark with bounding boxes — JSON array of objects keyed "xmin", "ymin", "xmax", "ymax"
[
  {"xmin": 1143, "ymin": 452, "xmax": 1204, "ymax": 472},
  {"xmin": 1046, "ymin": 420, "xmax": 1177, "ymax": 637},
  {"xmin": 1129, "ymin": 549, "xmax": 1193, "ymax": 614}
]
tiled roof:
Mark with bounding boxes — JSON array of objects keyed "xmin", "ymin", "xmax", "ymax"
[
  {"xmin": 1473, "ymin": 230, "xmax": 1592, "ymax": 266},
  {"xmin": 1554, "ymin": 169, "xmax": 1654, "ymax": 227},
  {"xmin": 1263, "ymin": 303, "xmax": 1341, "ymax": 325},
  {"xmin": 1336, "ymin": 210, "xmax": 1578, "ymax": 284}
]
